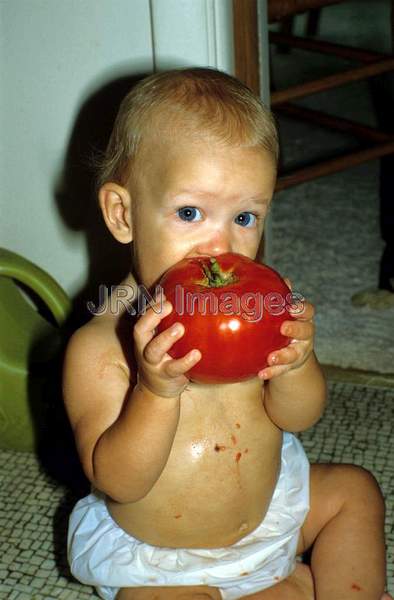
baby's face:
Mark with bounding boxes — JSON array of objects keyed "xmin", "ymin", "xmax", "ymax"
[{"xmin": 130, "ymin": 138, "xmax": 276, "ymax": 288}]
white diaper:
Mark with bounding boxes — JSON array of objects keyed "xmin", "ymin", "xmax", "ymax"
[{"xmin": 68, "ymin": 432, "xmax": 309, "ymax": 600}]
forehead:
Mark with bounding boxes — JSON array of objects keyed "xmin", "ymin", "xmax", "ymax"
[{"xmin": 134, "ymin": 136, "xmax": 276, "ymax": 200}]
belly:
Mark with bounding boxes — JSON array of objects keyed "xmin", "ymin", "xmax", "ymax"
[{"xmin": 107, "ymin": 393, "xmax": 282, "ymax": 548}]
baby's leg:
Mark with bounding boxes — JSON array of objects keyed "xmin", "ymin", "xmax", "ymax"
[
  {"xmin": 299, "ymin": 463, "xmax": 388, "ymax": 599},
  {"xmin": 116, "ymin": 585, "xmax": 222, "ymax": 599},
  {"xmin": 239, "ymin": 562, "xmax": 314, "ymax": 599},
  {"xmin": 115, "ymin": 465, "xmax": 393, "ymax": 600}
]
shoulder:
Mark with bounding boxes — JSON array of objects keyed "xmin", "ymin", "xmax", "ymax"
[
  {"xmin": 63, "ymin": 315, "xmax": 136, "ymax": 478},
  {"xmin": 64, "ymin": 316, "xmax": 125, "ymax": 372},
  {"xmin": 63, "ymin": 311, "xmax": 137, "ymax": 396}
]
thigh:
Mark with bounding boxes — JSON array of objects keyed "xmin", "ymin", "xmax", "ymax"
[
  {"xmin": 116, "ymin": 584, "xmax": 222, "ymax": 599},
  {"xmin": 296, "ymin": 462, "xmax": 384, "ymax": 554}
]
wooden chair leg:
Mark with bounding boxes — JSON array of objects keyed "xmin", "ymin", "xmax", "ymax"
[
  {"xmin": 277, "ymin": 16, "xmax": 295, "ymax": 53},
  {"xmin": 306, "ymin": 7, "xmax": 322, "ymax": 36},
  {"xmin": 276, "ymin": 139, "xmax": 394, "ymax": 191}
]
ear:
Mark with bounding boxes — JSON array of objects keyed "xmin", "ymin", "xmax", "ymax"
[{"xmin": 99, "ymin": 182, "xmax": 133, "ymax": 244}]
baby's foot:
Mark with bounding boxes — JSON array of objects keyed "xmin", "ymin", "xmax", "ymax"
[{"xmin": 351, "ymin": 288, "xmax": 394, "ymax": 309}]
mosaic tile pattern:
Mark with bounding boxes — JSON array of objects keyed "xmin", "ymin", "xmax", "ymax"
[
  {"xmin": 1, "ymin": 381, "xmax": 393, "ymax": 599},
  {"xmin": 299, "ymin": 381, "xmax": 394, "ymax": 595}
]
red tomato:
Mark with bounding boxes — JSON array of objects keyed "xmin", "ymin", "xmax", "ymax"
[{"xmin": 155, "ymin": 253, "xmax": 295, "ymax": 384}]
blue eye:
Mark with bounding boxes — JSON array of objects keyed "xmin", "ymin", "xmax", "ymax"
[
  {"xmin": 235, "ymin": 212, "xmax": 257, "ymax": 227},
  {"xmin": 177, "ymin": 206, "xmax": 202, "ymax": 222}
]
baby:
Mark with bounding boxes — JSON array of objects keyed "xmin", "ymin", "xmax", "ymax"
[{"xmin": 64, "ymin": 68, "xmax": 391, "ymax": 600}]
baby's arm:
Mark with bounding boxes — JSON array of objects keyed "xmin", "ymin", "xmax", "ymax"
[
  {"xmin": 260, "ymin": 298, "xmax": 327, "ymax": 432},
  {"xmin": 63, "ymin": 298, "xmax": 200, "ymax": 503}
]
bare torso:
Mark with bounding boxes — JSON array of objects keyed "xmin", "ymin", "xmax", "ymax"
[{"xmin": 91, "ymin": 277, "xmax": 283, "ymax": 549}]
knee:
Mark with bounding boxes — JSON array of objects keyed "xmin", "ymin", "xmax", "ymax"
[{"xmin": 336, "ymin": 464, "xmax": 385, "ymax": 515}]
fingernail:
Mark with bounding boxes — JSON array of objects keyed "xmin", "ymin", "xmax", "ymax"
[{"xmin": 170, "ymin": 323, "xmax": 181, "ymax": 336}]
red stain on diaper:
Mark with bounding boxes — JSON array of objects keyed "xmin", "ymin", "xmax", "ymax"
[
  {"xmin": 235, "ymin": 452, "xmax": 242, "ymax": 462},
  {"xmin": 214, "ymin": 444, "xmax": 226, "ymax": 452},
  {"xmin": 351, "ymin": 583, "xmax": 362, "ymax": 591},
  {"xmin": 235, "ymin": 422, "xmax": 241, "ymax": 429},
  {"xmin": 231, "ymin": 434, "xmax": 237, "ymax": 445},
  {"xmin": 174, "ymin": 514, "xmax": 182, "ymax": 519}
]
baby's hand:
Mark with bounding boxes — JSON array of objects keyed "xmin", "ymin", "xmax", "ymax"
[
  {"xmin": 133, "ymin": 295, "xmax": 201, "ymax": 398},
  {"xmin": 258, "ymin": 285, "xmax": 315, "ymax": 381}
]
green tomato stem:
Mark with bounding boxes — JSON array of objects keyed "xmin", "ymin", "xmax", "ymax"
[{"xmin": 201, "ymin": 258, "xmax": 238, "ymax": 288}]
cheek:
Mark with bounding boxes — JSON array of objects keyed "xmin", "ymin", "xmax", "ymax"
[
  {"xmin": 131, "ymin": 237, "xmax": 175, "ymax": 287},
  {"xmin": 236, "ymin": 227, "xmax": 263, "ymax": 254}
]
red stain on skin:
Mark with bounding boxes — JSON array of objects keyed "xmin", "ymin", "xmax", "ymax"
[
  {"xmin": 174, "ymin": 514, "xmax": 182, "ymax": 519},
  {"xmin": 235, "ymin": 452, "xmax": 242, "ymax": 462},
  {"xmin": 351, "ymin": 583, "xmax": 362, "ymax": 591},
  {"xmin": 214, "ymin": 444, "xmax": 226, "ymax": 452},
  {"xmin": 244, "ymin": 448, "xmax": 249, "ymax": 453},
  {"xmin": 235, "ymin": 423, "xmax": 241, "ymax": 429},
  {"xmin": 231, "ymin": 434, "xmax": 237, "ymax": 445}
]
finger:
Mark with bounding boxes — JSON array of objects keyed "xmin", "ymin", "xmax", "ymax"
[
  {"xmin": 258, "ymin": 363, "xmax": 291, "ymax": 381},
  {"xmin": 134, "ymin": 300, "xmax": 173, "ymax": 346},
  {"xmin": 164, "ymin": 349, "xmax": 202, "ymax": 378},
  {"xmin": 267, "ymin": 344, "xmax": 299, "ymax": 367},
  {"xmin": 289, "ymin": 299, "xmax": 314, "ymax": 320},
  {"xmin": 281, "ymin": 319, "xmax": 314, "ymax": 341},
  {"xmin": 144, "ymin": 322, "xmax": 185, "ymax": 365}
]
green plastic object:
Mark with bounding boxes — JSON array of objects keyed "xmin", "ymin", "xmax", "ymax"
[{"xmin": 0, "ymin": 247, "xmax": 71, "ymax": 452}]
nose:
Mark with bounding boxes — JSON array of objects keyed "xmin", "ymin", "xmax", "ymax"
[{"xmin": 194, "ymin": 228, "xmax": 233, "ymax": 257}]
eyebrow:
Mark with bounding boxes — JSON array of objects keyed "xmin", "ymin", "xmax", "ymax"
[
  {"xmin": 171, "ymin": 189, "xmax": 270, "ymax": 205},
  {"xmin": 172, "ymin": 189, "xmax": 215, "ymax": 200}
]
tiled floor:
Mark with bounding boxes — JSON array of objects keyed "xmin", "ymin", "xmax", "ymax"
[
  {"xmin": 0, "ymin": 449, "xmax": 95, "ymax": 600},
  {"xmin": 1, "ymin": 377, "xmax": 393, "ymax": 599},
  {"xmin": 323, "ymin": 365, "xmax": 394, "ymax": 390}
]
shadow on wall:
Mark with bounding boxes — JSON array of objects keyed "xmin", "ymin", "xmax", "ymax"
[
  {"xmin": 32, "ymin": 74, "xmax": 148, "ymax": 494},
  {"xmin": 55, "ymin": 73, "xmax": 148, "ymax": 330}
]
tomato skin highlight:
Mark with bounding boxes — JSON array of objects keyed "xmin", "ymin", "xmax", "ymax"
[{"xmin": 155, "ymin": 253, "xmax": 295, "ymax": 384}]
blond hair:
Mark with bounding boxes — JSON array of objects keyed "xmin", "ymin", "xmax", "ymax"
[{"xmin": 97, "ymin": 67, "xmax": 278, "ymax": 189}]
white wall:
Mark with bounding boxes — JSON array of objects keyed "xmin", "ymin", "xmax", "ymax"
[
  {"xmin": 151, "ymin": 0, "xmax": 234, "ymax": 73},
  {"xmin": 1, "ymin": 0, "xmax": 237, "ymax": 305},
  {"xmin": 1, "ymin": 0, "xmax": 154, "ymax": 296}
]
